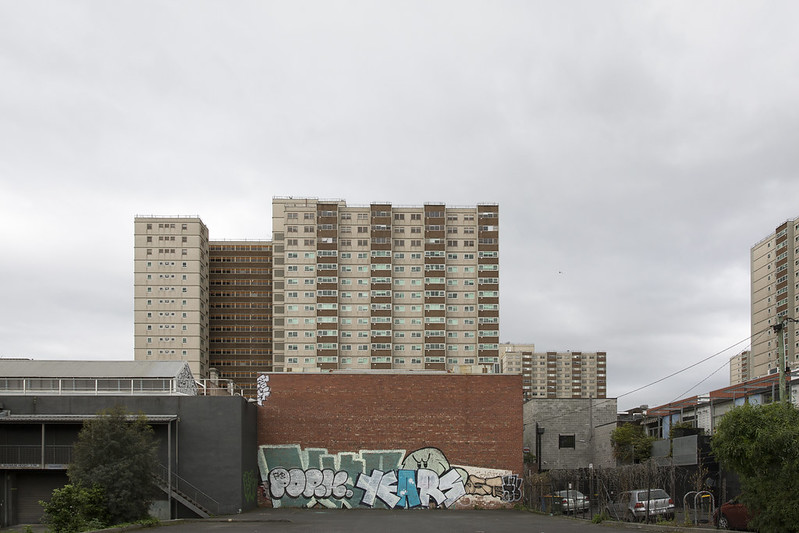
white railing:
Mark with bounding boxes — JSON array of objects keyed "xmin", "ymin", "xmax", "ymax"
[{"xmin": 0, "ymin": 377, "xmax": 191, "ymax": 396}]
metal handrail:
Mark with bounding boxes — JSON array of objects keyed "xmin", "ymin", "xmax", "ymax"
[
  {"xmin": 0, "ymin": 445, "xmax": 72, "ymax": 467},
  {"xmin": 154, "ymin": 464, "xmax": 220, "ymax": 515},
  {"xmin": 0, "ymin": 377, "xmax": 192, "ymax": 396}
]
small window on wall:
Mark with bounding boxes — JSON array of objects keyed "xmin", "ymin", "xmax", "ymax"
[{"xmin": 558, "ymin": 434, "xmax": 576, "ymax": 449}]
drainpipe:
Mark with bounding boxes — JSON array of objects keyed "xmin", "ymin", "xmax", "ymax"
[{"xmin": 168, "ymin": 421, "xmax": 172, "ymax": 518}]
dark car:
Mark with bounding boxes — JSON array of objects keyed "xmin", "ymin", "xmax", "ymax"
[{"xmin": 713, "ymin": 498, "xmax": 754, "ymax": 531}]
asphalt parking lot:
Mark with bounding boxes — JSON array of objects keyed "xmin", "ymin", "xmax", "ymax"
[
  {"xmin": 2, "ymin": 508, "xmax": 718, "ymax": 533},
  {"xmin": 154, "ymin": 508, "xmax": 714, "ymax": 533}
]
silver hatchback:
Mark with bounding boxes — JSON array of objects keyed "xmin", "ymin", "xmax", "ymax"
[
  {"xmin": 552, "ymin": 490, "xmax": 589, "ymax": 513},
  {"xmin": 607, "ymin": 489, "xmax": 675, "ymax": 522}
]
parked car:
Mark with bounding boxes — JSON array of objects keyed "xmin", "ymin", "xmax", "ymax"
[
  {"xmin": 713, "ymin": 498, "xmax": 754, "ymax": 530},
  {"xmin": 606, "ymin": 489, "xmax": 675, "ymax": 522},
  {"xmin": 551, "ymin": 490, "xmax": 589, "ymax": 513}
]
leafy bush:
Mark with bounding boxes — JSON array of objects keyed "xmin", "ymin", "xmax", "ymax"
[
  {"xmin": 610, "ymin": 423, "xmax": 654, "ymax": 463},
  {"xmin": 712, "ymin": 402, "xmax": 799, "ymax": 533},
  {"xmin": 68, "ymin": 406, "xmax": 158, "ymax": 524},
  {"xmin": 40, "ymin": 484, "xmax": 108, "ymax": 533}
]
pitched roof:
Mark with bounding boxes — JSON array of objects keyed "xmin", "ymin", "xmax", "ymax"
[{"xmin": 0, "ymin": 360, "xmax": 193, "ymax": 379}]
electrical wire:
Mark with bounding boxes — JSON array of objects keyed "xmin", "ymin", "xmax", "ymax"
[
  {"xmin": 615, "ymin": 331, "xmax": 763, "ymax": 400},
  {"xmin": 668, "ymin": 359, "xmax": 733, "ymax": 404},
  {"xmin": 664, "ymin": 327, "xmax": 769, "ymax": 404},
  {"xmin": 526, "ymin": 329, "xmax": 766, "ymax": 425}
]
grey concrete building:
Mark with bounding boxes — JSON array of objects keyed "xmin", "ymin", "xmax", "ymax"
[
  {"xmin": 523, "ymin": 398, "xmax": 617, "ymax": 471},
  {"xmin": 0, "ymin": 360, "xmax": 257, "ymax": 527}
]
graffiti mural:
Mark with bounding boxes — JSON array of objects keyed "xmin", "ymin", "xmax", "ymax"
[
  {"xmin": 256, "ymin": 374, "xmax": 271, "ymax": 406},
  {"xmin": 257, "ymin": 445, "xmax": 520, "ymax": 509}
]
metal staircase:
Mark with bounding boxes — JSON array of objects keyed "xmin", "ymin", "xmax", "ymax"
[{"xmin": 153, "ymin": 464, "xmax": 220, "ymax": 518}]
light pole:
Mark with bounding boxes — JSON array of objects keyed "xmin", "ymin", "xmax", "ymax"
[{"xmin": 589, "ymin": 463, "xmax": 594, "ymax": 520}]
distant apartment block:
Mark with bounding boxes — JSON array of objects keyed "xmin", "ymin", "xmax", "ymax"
[
  {"xmin": 751, "ymin": 217, "xmax": 799, "ymax": 379},
  {"xmin": 729, "ymin": 350, "xmax": 751, "ymax": 385},
  {"xmin": 500, "ymin": 343, "xmax": 529, "ymax": 374},
  {"xmin": 271, "ymin": 198, "xmax": 499, "ymax": 373},
  {"xmin": 208, "ymin": 241, "xmax": 273, "ymax": 397},
  {"xmin": 502, "ymin": 345, "xmax": 606, "ymax": 400},
  {"xmin": 135, "ymin": 197, "xmax": 500, "ymax": 391},
  {"xmin": 501, "ymin": 343, "xmax": 532, "ymax": 398},
  {"xmin": 134, "ymin": 217, "xmax": 210, "ymax": 378}
]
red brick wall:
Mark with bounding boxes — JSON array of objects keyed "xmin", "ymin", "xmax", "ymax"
[{"xmin": 257, "ymin": 373, "xmax": 523, "ymax": 473}]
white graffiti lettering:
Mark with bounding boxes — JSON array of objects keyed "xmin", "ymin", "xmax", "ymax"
[
  {"xmin": 416, "ymin": 469, "xmax": 444, "ymax": 507},
  {"xmin": 356, "ymin": 468, "xmax": 465, "ymax": 509},
  {"xmin": 355, "ymin": 468, "xmax": 401, "ymax": 507},
  {"xmin": 260, "ymin": 446, "xmax": 520, "ymax": 510},
  {"xmin": 501, "ymin": 474, "xmax": 523, "ymax": 502},
  {"xmin": 439, "ymin": 469, "xmax": 467, "ymax": 507},
  {"xmin": 256, "ymin": 374, "xmax": 270, "ymax": 406},
  {"xmin": 269, "ymin": 467, "xmax": 353, "ymax": 500}
]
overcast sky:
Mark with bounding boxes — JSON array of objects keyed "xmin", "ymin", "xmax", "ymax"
[{"xmin": 2, "ymin": 1, "xmax": 798, "ymax": 410}]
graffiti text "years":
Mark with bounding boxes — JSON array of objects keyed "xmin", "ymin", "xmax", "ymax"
[{"xmin": 356, "ymin": 468, "xmax": 466, "ymax": 508}]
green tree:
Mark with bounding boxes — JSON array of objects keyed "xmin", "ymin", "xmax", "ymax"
[
  {"xmin": 40, "ymin": 484, "xmax": 108, "ymax": 533},
  {"xmin": 610, "ymin": 423, "xmax": 654, "ymax": 463},
  {"xmin": 68, "ymin": 406, "xmax": 159, "ymax": 524},
  {"xmin": 711, "ymin": 402, "xmax": 799, "ymax": 533}
]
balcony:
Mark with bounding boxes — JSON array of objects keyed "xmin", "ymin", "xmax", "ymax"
[{"xmin": 0, "ymin": 445, "xmax": 73, "ymax": 469}]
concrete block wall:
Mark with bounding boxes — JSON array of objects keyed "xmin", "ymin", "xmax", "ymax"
[{"xmin": 523, "ymin": 398, "xmax": 617, "ymax": 470}]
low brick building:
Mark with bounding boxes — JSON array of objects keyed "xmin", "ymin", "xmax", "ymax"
[{"xmin": 256, "ymin": 372, "xmax": 523, "ymax": 509}]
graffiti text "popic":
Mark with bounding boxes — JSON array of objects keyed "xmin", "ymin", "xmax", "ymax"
[{"xmin": 268, "ymin": 468, "xmax": 354, "ymax": 500}]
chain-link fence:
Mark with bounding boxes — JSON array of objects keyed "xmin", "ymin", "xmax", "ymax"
[{"xmin": 523, "ymin": 461, "xmax": 720, "ymax": 524}]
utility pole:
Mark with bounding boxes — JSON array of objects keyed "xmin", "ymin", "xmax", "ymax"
[
  {"xmin": 773, "ymin": 318, "xmax": 798, "ymax": 404},
  {"xmin": 775, "ymin": 320, "xmax": 786, "ymax": 403}
]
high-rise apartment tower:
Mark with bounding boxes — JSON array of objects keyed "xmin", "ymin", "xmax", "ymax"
[
  {"xmin": 271, "ymin": 198, "xmax": 499, "ymax": 373},
  {"xmin": 208, "ymin": 240, "xmax": 273, "ymax": 397},
  {"xmin": 751, "ymin": 217, "xmax": 799, "ymax": 378},
  {"xmin": 134, "ymin": 217, "xmax": 210, "ymax": 378},
  {"xmin": 135, "ymin": 197, "xmax": 500, "ymax": 392}
]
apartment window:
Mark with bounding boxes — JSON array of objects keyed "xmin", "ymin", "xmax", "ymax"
[{"xmin": 558, "ymin": 435, "xmax": 576, "ymax": 449}]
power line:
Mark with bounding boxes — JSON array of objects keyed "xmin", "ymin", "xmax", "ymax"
[
  {"xmin": 616, "ymin": 332, "xmax": 759, "ymax": 400},
  {"xmin": 668, "ymin": 359, "xmax": 732, "ymax": 404},
  {"xmin": 526, "ymin": 329, "xmax": 767, "ymax": 425},
  {"xmin": 665, "ymin": 328, "xmax": 768, "ymax": 404}
]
